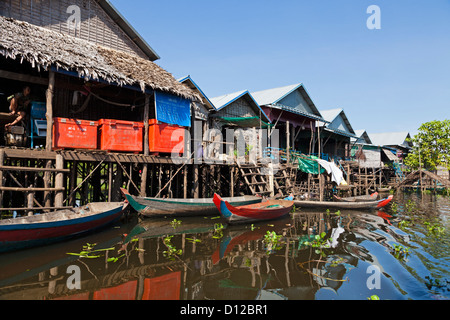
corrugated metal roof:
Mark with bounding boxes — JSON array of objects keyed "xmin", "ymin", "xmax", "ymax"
[
  {"xmin": 251, "ymin": 83, "xmax": 323, "ymax": 121},
  {"xmin": 353, "ymin": 130, "xmax": 373, "ymax": 144},
  {"xmin": 210, "ymin": 90, "xmax": 271, "ymax": 123},
  {"xmin": 252, "ymin": 83, "xmax": 302, "ymax": 106},
  {"xmin": 320, "ymin": 109, "xmax": 342, "ymax": 123},
  {"xmin": 210, "ymin": 90, "xmax": 248, "ymax": 110},
  {"xmin": 369, "ymin": 132, "xmax": 413, "ymax": 149},
  {"xmin": 319, "ymin": 108, "xmax": 357, "ymax": 137}
]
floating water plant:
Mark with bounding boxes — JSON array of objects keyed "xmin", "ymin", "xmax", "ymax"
[
  {"xmin": 398, "ymin": 220, "xmax": 411, "ymax": 230},
  {"xmin": 163, "ymin": 236, "xmax": 182, "ymax": 260},
  {"xmin": 392, "ymin": 244, "xmax": 410, "ymax": 260},
  {"xmin": 304, "ymin": 232, "xmax": 331, "ymax": 257},
  {"xmin": 424, "ymin": 221, "xmax": 445, "ymax": 238},
  {"xmin": 170, "ymin": 219, "xmax": 182, "ymax": 229},
  {"xmin": 212, "ymin": 223, "xmax": 225, "ymax": 239},
  {"xmin": 67, "ymin": 243, "xmax": 115, "ymax": 259},
  {"xmin": 263, "ymin": 231, "xmax": 283, "ymax": 254}
]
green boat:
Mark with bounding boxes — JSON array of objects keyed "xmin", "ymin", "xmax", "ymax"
[{"xmin": 121, "ymin": 188, "xmax": 262, "ymax": 218}]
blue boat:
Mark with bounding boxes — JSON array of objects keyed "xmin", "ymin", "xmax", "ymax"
[{"xmin": 0, "ymin": 202, "xmax": 129, "ymax": 253}]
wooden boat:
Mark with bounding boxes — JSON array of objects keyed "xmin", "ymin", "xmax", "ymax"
[
  {"xmin": 295, "ymin": 195, "xmax": 394, "ymax": 210},
  {"xmin": 333, "ymin": 192, "xmax": 379, "ymax": 202},
  {"xmin": 213, "ymin": 193, "xmax": 294, "ymax": 225},
  {"xmin": 121, "ymin": 188, "xmax": 262, "ymax": 218},
  {"xmin": 0, "ymin": 202, "xmax": 129, "ymax": 253}
]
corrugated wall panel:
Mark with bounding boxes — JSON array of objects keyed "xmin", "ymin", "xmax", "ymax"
[{"xmin": 1, "ymin": 0, "xmax": 148, "ymax": 59}]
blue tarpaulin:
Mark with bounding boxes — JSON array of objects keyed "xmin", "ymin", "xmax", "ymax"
[{"xmin": 155, "ymin": 91, "xmax": 191, "ymax": 127}]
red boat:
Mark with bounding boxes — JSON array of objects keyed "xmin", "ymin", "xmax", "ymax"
[{"xmin": 213, "ymin": 193, "xmax": 294, "ymax": 225}]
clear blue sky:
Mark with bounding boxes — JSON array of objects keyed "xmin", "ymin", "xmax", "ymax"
[{"xmin": 110, "ymin": 0, "xmax": 450, "ymax": 136}]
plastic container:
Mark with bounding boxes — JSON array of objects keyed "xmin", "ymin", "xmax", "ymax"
[
  {"xmin": 52, "ymin": 118, "xmax": 99, "ymax": 150},
  {"xmin": 148, "ymin": 119, "xmax": 186, "ymax": 154},
  {"xmin": 98, "ymin": 119, "xmax": 144, "ymax": 153}
]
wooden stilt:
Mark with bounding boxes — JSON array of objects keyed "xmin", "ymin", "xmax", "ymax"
[
  {"xmin": 27, "ymin": 185, "xmax": 35, "ymax": 216},
  {"xmin": 140, "ymin": 164, "xmax": 148, "ymax": 197},
  {"xmin": 55, "ymin": 154, "xmax": 64, "ymax": 208},
  {"xmin": 108, "ymin": 163, "xmax": 113, "ymax": 201},
  {"xmin": 193, "ymin": 164, "xmax": 199, "ymax": 199},
  {"xmin": 45, "ymin": 71, "xmax": 55, "ymax": 152},
  {"xmin": 183, "ymin": 166, "xmax": 188, "ymax": 199},
  {"xmin": 0, "ymin": 150, "xmax": 4, "ymax": 209}
]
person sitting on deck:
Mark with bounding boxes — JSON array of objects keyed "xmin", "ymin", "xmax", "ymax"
[{"xmin": 5, "ymin": 86, "xmax": 31, "ymax": 129}]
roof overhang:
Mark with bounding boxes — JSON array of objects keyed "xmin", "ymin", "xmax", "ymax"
[
  {"xmin": 269, "ymin": 103, "xmax": 327, "ymax": 123},
  {"xmin": 323, "ymin": 127, "xmax": 358, "ymax": 139},
  {"xmin": 179, "ymin": 76, "xmax": 215, "ymax": 110}
]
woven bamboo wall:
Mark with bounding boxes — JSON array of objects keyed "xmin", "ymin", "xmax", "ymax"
[{"xmin": 0, "ymin": 0, "xmax": 147, "ymax": 59}]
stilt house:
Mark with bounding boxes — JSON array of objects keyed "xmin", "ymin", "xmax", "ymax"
[
  {"xmin": 318, "ymin": 108, "xmax": 357, "ymax": 161},
  {"xmin": 0, "ymin": 0, "xmax": 201, "ymax": 211},
  {"xmin": 252, "ymin": 83, "xmax": 325, "ymax": 155}
]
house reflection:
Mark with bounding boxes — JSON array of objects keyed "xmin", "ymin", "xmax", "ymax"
[{"xmin": 0, "ymin": 212, "xmax": 363, "ymax": 300}]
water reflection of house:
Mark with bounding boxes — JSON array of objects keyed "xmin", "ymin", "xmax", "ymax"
[{"xmin": 0, "ymin": 212, "xmax": 359, "ymax": 300}]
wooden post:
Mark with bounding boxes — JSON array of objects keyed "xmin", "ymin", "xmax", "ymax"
[
  {"xmin": 286, "ymin": 121, "xmax": 290, "ymax": 163},
  {"xmin": 193, "ymin": 164, "xmax": 199, "ymax": 199},
  {"xmin": 45, "ymin": 71, "xmax": 55, "ymax": 152},
  {"xmin": 55, "ymin": 154, "xmax": 64, "ymax": 208},
  {"xmin": 0, "ymin": 150, "xmax": 4, "ymax": 209},
  {"xmin": 157, "ymin": 164, "xmax": 162, "ymax": 198},
  {"xmin": 230, "ymin": 166, "xmax": 234, "ymax": 197},
  {"xmin": 27, "ymin": 185, "xmax": 35, "ymax": 216},
  {"xmin": 143, "ymin": 95, "xmax": 150, "ymax": 156},
  {"xmin": 365, "ymin": 167, "xmax": 368, "ymax": 195},
  {"xmin": 44, "ymin": 160, "xmax": 53, "ymax": 208},
  {"xmin": 140, "ymin": 165, "xmax": 148, "ymax": 197},
  {"xmin": 141, "ymin": 94, "xmax": 150, "ymax": 197},
  {"xmin": 183, "ymin": 167, "xmax": 188, "ymax": 199},
  {"xmin": 108, "ymin": 163, "xmax": 113, "ymax": 201},
  {"xmin": 317, "ymin": 125, "xmax": 324, "ymax": 202}
]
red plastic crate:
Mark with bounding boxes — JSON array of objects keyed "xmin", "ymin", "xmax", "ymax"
[
  {"xmin": 52, "ymin": 118, "xmax": 98, "ymax": 150},
  {"xmin": 99, "ymin": 119, "xmax": 144, "ymax": 153},
  {"xmin": 148, "ymin": 119, "xmax": 186, "ymax": 154}
]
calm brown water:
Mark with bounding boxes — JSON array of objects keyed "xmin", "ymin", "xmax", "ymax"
[{"xmin": 0, "ymin": 192, "xmax": 448, "ymax": 300}]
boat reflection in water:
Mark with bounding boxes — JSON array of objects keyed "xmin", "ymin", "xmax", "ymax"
[
  {"xmin": 0, "ymin": 212, "xmax": 358, "ymax": 300},
  {"xmin": 0, "ymin": 193, "xmax": 448, "ymax": 300}
]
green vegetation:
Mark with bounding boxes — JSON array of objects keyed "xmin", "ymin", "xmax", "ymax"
[
  {"xmin": 170, "ymin": 219, "xmax": 182, "ymax": 229},
  {"xmin": 304, "ymin": 232, "xmax": 331, "ymax": 258},
  {"xmin": 67, "ymin": 243, "xmax": 115, "ymax": 259},
  {"xmin": 405, "ymin": 120, "xmax": 450, "ymax": 172},
  {"xmin": 162, "ymin": 236, "xmax": 182, "ymax": 260},
  {"xmin": 263, "ymin": 231, "xmax": 284, "ymax": 254},
  {"xmin": 391, "ymin": 244, "xmax": 410, "ymax": 261},
  {"xmin": 212, "ymin": 223, "xmax": 225, "ymax": 239}
]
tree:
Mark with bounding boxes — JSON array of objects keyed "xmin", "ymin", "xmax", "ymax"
[{"xmin": 404, "ymin": 120, "xmax": 450, "ymax": 174}]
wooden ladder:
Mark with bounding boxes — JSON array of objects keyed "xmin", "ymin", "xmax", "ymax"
[
  {"xmin": 273, "ymin": 163, "xmax": 296, "ymax": 197},
  {"xmin": 238, "ymin": 163, "xmax": 272, "ymax": 197}
]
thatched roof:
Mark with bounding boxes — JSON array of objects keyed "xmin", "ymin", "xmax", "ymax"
[{"xmin": 0, "ymin": 16, "xmax": 200, "ymax": 101}]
